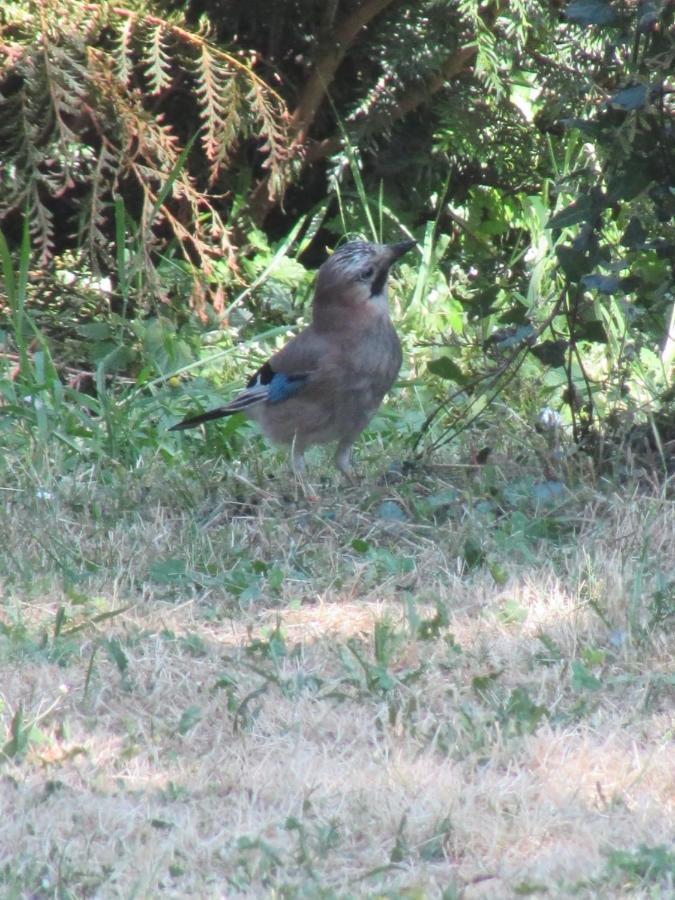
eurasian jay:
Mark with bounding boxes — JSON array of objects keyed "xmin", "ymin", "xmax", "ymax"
[{"xmin": 170, "ymin": 239, "xmax": 415, "ymax": 476}]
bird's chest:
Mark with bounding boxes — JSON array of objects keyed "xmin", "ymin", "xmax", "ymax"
[{"xmin": 340, "ymin": 319, "xmax": 402, "ymax": 398}]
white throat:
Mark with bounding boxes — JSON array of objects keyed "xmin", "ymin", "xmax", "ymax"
[{"xmin": 369, "ymin": 285, "xmax": 389, "ymax": 313}]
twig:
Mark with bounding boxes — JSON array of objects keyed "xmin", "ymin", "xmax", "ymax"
[{"xmin": 412, "ymin": 285, "xmax": 568, "ymax": 457}]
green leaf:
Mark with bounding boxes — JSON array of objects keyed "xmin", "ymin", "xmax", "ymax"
[
  {"xmin": 536, "ymin": 633, "xmax": 564, "ymax": 665},
  {"xmin": 104, "ymin": 638, "xmax": 129, "ymax": 676},
  {"xmin": 426, "ymin": 489, "xmax": 460, "ymax": 509},
  {"xmin": 514, "ymin": 881, "xmax": 549, "ymax": 895},
  {"xmin": 177, "ymin": 705, "xmax": 201, "ymax": 735},
  {"xmin": 556, "ymin": 244, "xmax": 591, "ymax": 281},
  {"xmin": 76, "ymin": 322, "xmax": 114, "ymax": 340},
  {"xmin": 351, "ymin": 538, "xmax": 370, "ymax": 554},
  {"xmin": 472, "ymin": 671, "xmax": 502, "ymax": 696},
  {"xmin": 621, "ymin": 217, "xmax": 647, "ymax": 248},
  {"xmin": 498, "ymin": 599, "xmax": 528, "ymax": 625},
  {"xmin": 571, "ymin": 660, "xmax": 602, "ymax": 691},
  {"xmin": 530, "ymin": 340, "xmax": 567, "ymax": 368},
  {"xmin": 576, "ymin": 319, "xmax": 608, "ymax": 343},
  {"xmin": 489, "ymin": 562, "xmax": 508, "ymax": 586},
  {"xmin": 607, "ymin": 167, "xmax": 653, "ymax": 202},
  {"xmin": 2, "ymin": 705, "xmax": 29, "ymax": 759},
  {"xmin": 149, "ymin": 558, "xmax": 188, "ymax": 583},
  {"xmin": 548, "ymin": 197, "xmax": 595, "ymax": 229},
  {"xmin": 561, "ymin": 117, "xmax": 605, "ymax": 138},
  {"xmin": 606, "ymin": 844, "xmax": 675, "ymax": 883},
  {"xmin": 489, "ymin": 324, "xmax": 535, "ymax": 350},
  {"xmin": 463, "ymin": 537, "xmax": 485, "ymax": 570},
  {"xmin": 427, "ymin": 357, "xmax": 466, "ymax": 383},
  {"xmin": 376, "ymin": 500, "xmax": 408, "ymax": 522},
  {"xmin": 531, "ymin": 481, "xmax": 565, "ymax": 506},
  {"xmin": 582, "ymin": 647, "xmax": 606, "ymax": 667},
  {"xmin": 503, "ymin": 686, "xmax": 547, "ymax": 734}
]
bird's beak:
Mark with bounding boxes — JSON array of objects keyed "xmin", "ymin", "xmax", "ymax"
[{"xmin": 385, "ymin": 239, "xmax": 416, "ymax": 264}]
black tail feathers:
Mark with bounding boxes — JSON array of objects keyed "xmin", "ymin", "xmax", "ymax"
[{"xmin": 169, "ymin": 406, "xmax": 234, "ymax": 431}]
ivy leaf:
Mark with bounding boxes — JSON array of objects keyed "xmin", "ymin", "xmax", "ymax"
[{"xmin": 566, "ymin": 1, "xmax": 619, "ymax": 26}]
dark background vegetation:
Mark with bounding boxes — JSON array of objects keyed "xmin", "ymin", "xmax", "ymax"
[{"xmin": 0, "ymin": 0, "xmax": 673, "ymax": 474}]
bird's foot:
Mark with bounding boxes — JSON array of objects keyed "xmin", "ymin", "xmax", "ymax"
[
  {"xmin": 334, "ymin": 444, "xmax": 356, "ymax": 484},
  {"xmin": 290, "ymin": 450, "xmax": 319, "ymax": 500}
]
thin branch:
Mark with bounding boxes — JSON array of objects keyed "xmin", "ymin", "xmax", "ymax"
[
  {"xmin": 289, "ymin": 0, "xmax": 398, "ymax": 147},
  {"xmin": 248, "ymin": 39, "xmax": 479, "ymax": 224},
  {"xmin": 412, "ymin": 285, "xmax": 569, "ymax": 458},
  {"xmin": 304, "ymin": 42, "xmax": 478, "ymax": 164}
]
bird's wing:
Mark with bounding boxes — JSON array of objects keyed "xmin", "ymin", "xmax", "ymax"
[
  {"xmin": 169, "ymin": 327, "xmax": 330, "ymax": 431},
  {"xmin": 230, "ymin": 325, "xmax": 330, "ymax": 410}
]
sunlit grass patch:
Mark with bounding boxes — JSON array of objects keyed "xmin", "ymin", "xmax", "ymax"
[{"xmin": 0, "ymin": 446, "xmax": 673, "ymax": 897}]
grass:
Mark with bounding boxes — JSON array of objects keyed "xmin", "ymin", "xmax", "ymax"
[{"xmin": 0, "ymin": 435, "xmax": 673, "ymax": 898}]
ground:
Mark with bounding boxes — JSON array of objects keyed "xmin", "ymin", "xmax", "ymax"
[{"xmin": 0, "ymin": 447, "xmax": 673, "ymax": 898}]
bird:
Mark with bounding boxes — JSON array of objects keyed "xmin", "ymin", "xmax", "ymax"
[{"xmin": 170, "ymin": 239, "xmax": 415, "ymax": 477}]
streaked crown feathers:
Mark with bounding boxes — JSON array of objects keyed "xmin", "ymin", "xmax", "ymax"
[
  {"xmin": 320, "ymin": 241, "xmax": 380, "ymax": 281},
  {"xmin": 314, "ymin": 239, "xmax": 415, "ymax": 304}
]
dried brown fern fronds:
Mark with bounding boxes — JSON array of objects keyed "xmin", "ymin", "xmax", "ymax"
[{"xmin": 0, "ymin": 0, "xmax": 290, "ymax": 313}]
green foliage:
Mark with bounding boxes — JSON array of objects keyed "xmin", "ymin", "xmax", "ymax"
[
  {"xmin": 0, "ymin": 0, "xmax": 673, "ymax": 481},
  {"xmin": 605, "ymin": 843, "xmax": 675, "ymax": 888},
  {"xmin": 402, "ymin": 1, "xmax": 674, "ymax": 459},
  {"xmin": 0, "ymin": 0, "xmax": 288, "ymax": 308}
]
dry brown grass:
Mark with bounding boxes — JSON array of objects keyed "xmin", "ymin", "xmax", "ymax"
[{"xmin": 0, "ymin": 459, "xmax": 673, "ymax": 898}]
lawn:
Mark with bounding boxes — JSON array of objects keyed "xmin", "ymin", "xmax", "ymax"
[{"xmin": 0, "ymin": 445, "xmax": 673, "ymax": 898}]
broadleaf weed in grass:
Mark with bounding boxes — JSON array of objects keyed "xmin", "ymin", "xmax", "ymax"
[
  {"xmin": 232, "ymin": 683, "xmax": 268, "ymax": 734},
  {"xmin": 103, "ymin": 637, "xmax": 130, "ymax": 688},
  {"xmin": 405, "ymin": 596, "xmax": 450, "ymax": 640},
  {"xmin": 648, "ymin": 579, "xmax": 674, "ymax": 631},
  {"xmin": 605, "ymin": 844, "xmax": 675, "ymax": 889},
  {"xmin": 498, "ymin": 686, "xmax": 548, "ymax": 737},
  {"xmin": 177, "ymin": 705, "xmax": 202, "ymax": 736},
  {"xmin": 1, "ymin": 704, "xmax": 47, "ymax": 762},
  {"xmin": 283, "ymin": 815, "xmax": 341, "ymax": 880},
  {"xmin": 419, "ymin": 815, "xmax": 453, "ymax": 863}
]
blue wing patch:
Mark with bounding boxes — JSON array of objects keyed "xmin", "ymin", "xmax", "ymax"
[
  {"xmin": 267, "ymin": 371, "xmax": 308, "ymax": 403},
  {"xmin": 246, "ymin": 362, "xmax": 308, "ymax": 405}
]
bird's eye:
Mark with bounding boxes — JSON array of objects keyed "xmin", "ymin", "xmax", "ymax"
[{"xmin": 358, "ymin": 266, "xmax": 375, "ymax": 282}]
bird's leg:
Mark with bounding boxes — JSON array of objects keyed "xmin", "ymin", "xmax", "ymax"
[
  {"xmin": 334, "ymin": 441, "xmax": 355, "ymax": 483},
  {"xmin": 291, "ymin": 440, "xmax": 317, "ymax": 500},
  {"xmin": 291, "ymin": 442, "xmax": 306, "ymax": 476}
]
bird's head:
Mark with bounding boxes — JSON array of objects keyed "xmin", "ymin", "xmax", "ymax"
[{"xmin": 313, "ymin": 240, "xmax": 415, "ymax": 324}]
